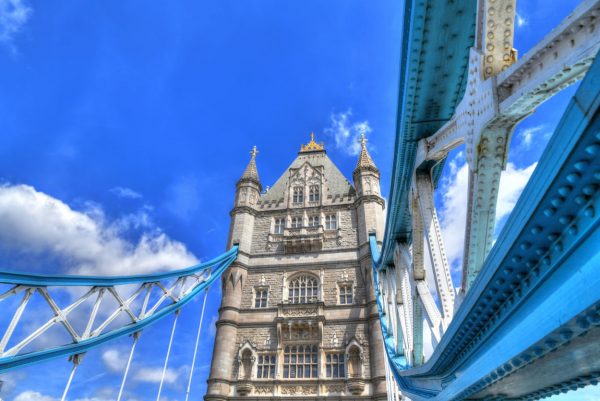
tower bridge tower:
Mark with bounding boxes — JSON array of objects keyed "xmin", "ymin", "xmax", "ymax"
[{"xmin": 206, "ymin": 134, "xmax": 386, "ymax": 401}]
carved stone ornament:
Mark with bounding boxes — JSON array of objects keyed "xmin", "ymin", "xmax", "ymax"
[
  {"xmin": 237, "ymin": 380, "xmax": 253, "ymax": 396},
  {"xmin": 280, "ymin": 386, "xmax": 298, "ymax": 395},
  {"xmin": 284, "ymin": 308, "xmax": 318, "ymax": 317},
  {"xmin": 254, "ymin": 385, "xmax": 273, "ymax": 394},
  {"xmin": 326, "ymin": 383, "xmax": 345, "ymax": 393}
]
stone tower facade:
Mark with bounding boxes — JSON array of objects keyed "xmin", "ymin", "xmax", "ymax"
[{"xmin": 205, "ymin": 134, "xmax": 386, "ymax": 401}]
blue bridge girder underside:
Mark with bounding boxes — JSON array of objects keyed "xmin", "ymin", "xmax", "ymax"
[
  {"xmin": 371, "ymin": 47, "xmax": 600, "ymax": 400},
  {"xmin": 380, "ymin": 0, "xmax": 477, "ymax": 267}
]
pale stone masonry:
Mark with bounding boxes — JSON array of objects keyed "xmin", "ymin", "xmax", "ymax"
[{"xmin": 205, "ymin": 134, "xmax": 386, "ymax": 401}]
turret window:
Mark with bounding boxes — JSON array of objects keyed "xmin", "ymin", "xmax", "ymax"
[
  {"xmin": 255, "ymin": 288, "xmax": 268, "ymax": 308},
  {"xmin": 257, "ymin": 354, "xmax": 276, "ymax": 379},
  {"xmin": 339, "ymin": 284, "xmax": 353, "ymax": 305},
  {"xmin": 325, "ymin": 214, "xmax": 337, "ymax": 230},
  {"xmin": 274, "ymin": 218, "xmax": 285, "ymax": 234},
  {"xmin": 309, "ymin": 185, "xmax": 320, "ymax": 202},
  {"xmin": 293, "ymin": 187, "xmax": 304, "ymax": 204},
  {"xmin": 308, "ymin": 216, "xmax": 319, "ymax": 227},
  {"xmin": 326, "ymin": 353, "xmax": 346, "ymax": 378},
  {"xmin": 283, "ymin": 345, "xmax": 318, "ymax": 378},
  {"xmin": 291, "ymin": 216, "xmax": 302, "ymax": 228},
  {"xmin": 288, "ymin": 275, "xmax": 319, "ymax": 304}
]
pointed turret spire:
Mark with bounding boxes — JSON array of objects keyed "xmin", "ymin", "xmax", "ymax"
[
  {"xmin": 354, "ymin": 133, "xmax": 378, "ymax": 173},
  {"xmin": 238, "ymin": 145, "xmax": 262, "ymax": 191}
]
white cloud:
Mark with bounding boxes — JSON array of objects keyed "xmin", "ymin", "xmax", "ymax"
[
  {"xmin": 0, "ymin": 0, "xmax": 32, "ymax": 50},
  {"xmin": 11, "ymin": 392, "xmax": 117, "ymax": 401},
  {"xmin": 517, "ymin": 125, "xmax": 547, "ymax": 149},
  {"xmin": 516, "ymin": 12, "xmax": 527, "ymax": 28},
  {"xmin": 495, "ymin": 162, "xmax": 538, "ymax": 224},
  {"xmin": 0, "ymin": 184, "xmax": 198, "ymax": 275},
  {"xmin": 324, "ymin": 109, "xmax": 373, "ymax": 156},
  {"xmin": 102, "ymin": 348, "xmax": 126, "ymax": 373},
  {"xmin": 110, "ymin": 186, "xmax": 142, "ymax": 200},
  {"xmin": 13, "ymin": 391, "xmax": 57, "ymax": 401},
  {"xmin": 134, "ymin": 366, "xmax": 179, "ymax": 384},
  {"xmin": 438, "ymin": 158, "xmax": 537, "ymax": 273}
]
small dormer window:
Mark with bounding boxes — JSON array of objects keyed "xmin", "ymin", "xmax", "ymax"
[
  {"xmin": 309, "ymin": 185, "xmax": 320, "ymax": 202},
  {"xmin": 293, "ymin": 187, "xmax": 304, "ymax": 204}
]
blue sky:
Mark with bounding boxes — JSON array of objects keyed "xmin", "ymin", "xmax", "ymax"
[{"xmin": 0, "ymin": 0, "xmax": 597, "ymax": 400}]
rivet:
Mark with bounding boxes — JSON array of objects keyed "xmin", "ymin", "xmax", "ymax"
[
  {"xmin": 566, "ymin": 172, "xmax": 581, "ymax": 183},
  {"xmin": 585, "ymin": 144, "xmax": 600, "ymax": 155},
  {"xmin": 584, "ymin": 206, "xmax": 595, "ymax": 218}
]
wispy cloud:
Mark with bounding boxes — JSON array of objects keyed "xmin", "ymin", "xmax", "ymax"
[
  {"xmin": 12, "ymin": 391, "xmax": 117, "ymax": 401},
  {"xmin": 0, "ymin": 184, "xmax": 198, "ymax": 275},
  {"xmin": 134, "ymin": 366, "xmax": 179, "ymax": 385},
  {"xmin": 110, "ymin": 186, "xmax": 143, "ymax": 200},
  {"xmin": 102, "ymin": 347, "xmax": 127, "ymax": 373},
  {"xmin": 517, "ymin": 125, "xmax": 548, "ymax": 149},
  {"xmin": 323, "ymin": 109, "xmax": 373, "ymax": 156},
  {"xmin": 0, "ymin": 0, "xmax": 32, "ymax": 52},
  {"xmin": 437, "ymin": 153, "xmax": 537, "ymax": 273},
  {"xmin": 516, "ymin": 12, "xmax": 528, "ymax": 28}
]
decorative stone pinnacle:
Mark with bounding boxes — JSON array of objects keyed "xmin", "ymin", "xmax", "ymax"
[
  {"xmin": 239, "ymin": 145, "xmax": 261, "ymax": 190},
  {"xmin": 354, "ymin": 133, "xmax": 378, "ymax": 174},
  {"xmin": 300, "ymin": 132, "xmax": 325, "ymax": 152}
]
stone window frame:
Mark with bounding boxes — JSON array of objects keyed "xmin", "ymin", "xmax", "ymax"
[
  {"xmin": 282, "ymin": 344, "xmax": 319, "ymax": 379},
  {"xmin": 254, "ymin": 286, "xmax": 270, "ymax": 309},
  {"xmin": 290, "ymin": 216, "xmax": 302, "ymax": 228},
  {"xmin": 325, "ymin": 352, "xmax": 346, "ymax": 378},
  {"xmin": 308, "ymin": 184, "xmax": 320, "ymax": 202},
  {"xmin": 292, "ymin": 186, "xmax": 304, "ymax": 205},
  {"xmin": 325, "ymin": 213, "xmax": 338, "ymax": 230},
  {"xmin": 308, "ymin": 215, "xmax": 320, "ymax": 227},
  {"xmin": 286, "ymin": 272, "xmax": 320, "ymax": 304},
  {"xmin": 256, "ymin": 353, "xmax": 277, "ymax": 379},
  {"xmin": 273, "ymin": 217, "xmax": 285, "ymax": 234},
  {"xmin": 337, "ymin": 281, "xmax": 354, "ymax": 305}
]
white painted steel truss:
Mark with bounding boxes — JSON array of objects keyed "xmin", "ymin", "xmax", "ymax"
[{"xmin": 0, "ymin": 271, "xmax": 211, "ymax": 362}]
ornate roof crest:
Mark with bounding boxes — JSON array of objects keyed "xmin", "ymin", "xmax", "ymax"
[{"xmin": 300, "ymin": 132, "xmax": 325, "ymax": 153}]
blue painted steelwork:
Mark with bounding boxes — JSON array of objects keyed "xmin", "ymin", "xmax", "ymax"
[
  {"xmin": 379, "ymin": 0, "xmax": 477, "ymax": 267},
  {"xmin": 370, "ymin": 53, "xmax": 600, "ymax": 400},
  {"xmin": 0, "ymin": 246, "xmax": 237, "ymax": 287},
  {"xmin": 0, "ymin": 247, "xmax": 238, "ymax": 373}
]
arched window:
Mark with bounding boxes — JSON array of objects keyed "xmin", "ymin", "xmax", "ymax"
[{"xmin": 288, "ymin": 275, "xmax": 319, "ymax": 304}]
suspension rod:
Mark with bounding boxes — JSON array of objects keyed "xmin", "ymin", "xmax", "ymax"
[
  {"xmin": 185, "ymin": 288, "xmax": 209, "ymax": 401},
  {"xmin": 156, "ymin": 310, "xmax": 180, "ymax": 401}
]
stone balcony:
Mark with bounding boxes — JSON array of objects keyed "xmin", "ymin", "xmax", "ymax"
[{"xmin": 282, "ymin": 226, "xmax": 323, "ymax": 253}]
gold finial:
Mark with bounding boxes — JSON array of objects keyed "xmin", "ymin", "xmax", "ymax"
[
  {"xmin": 300, "ymin": 132, "xmax": 325, "ymax": 152},
  {"xmin": 250, "ymin": 145, "xmax": 259, "ymax": 158}
]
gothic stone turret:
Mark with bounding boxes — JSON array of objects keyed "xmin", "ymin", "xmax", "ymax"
[{"xmin": 206, "ymin": 134, "xmax": 386, "ymax": 401}]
